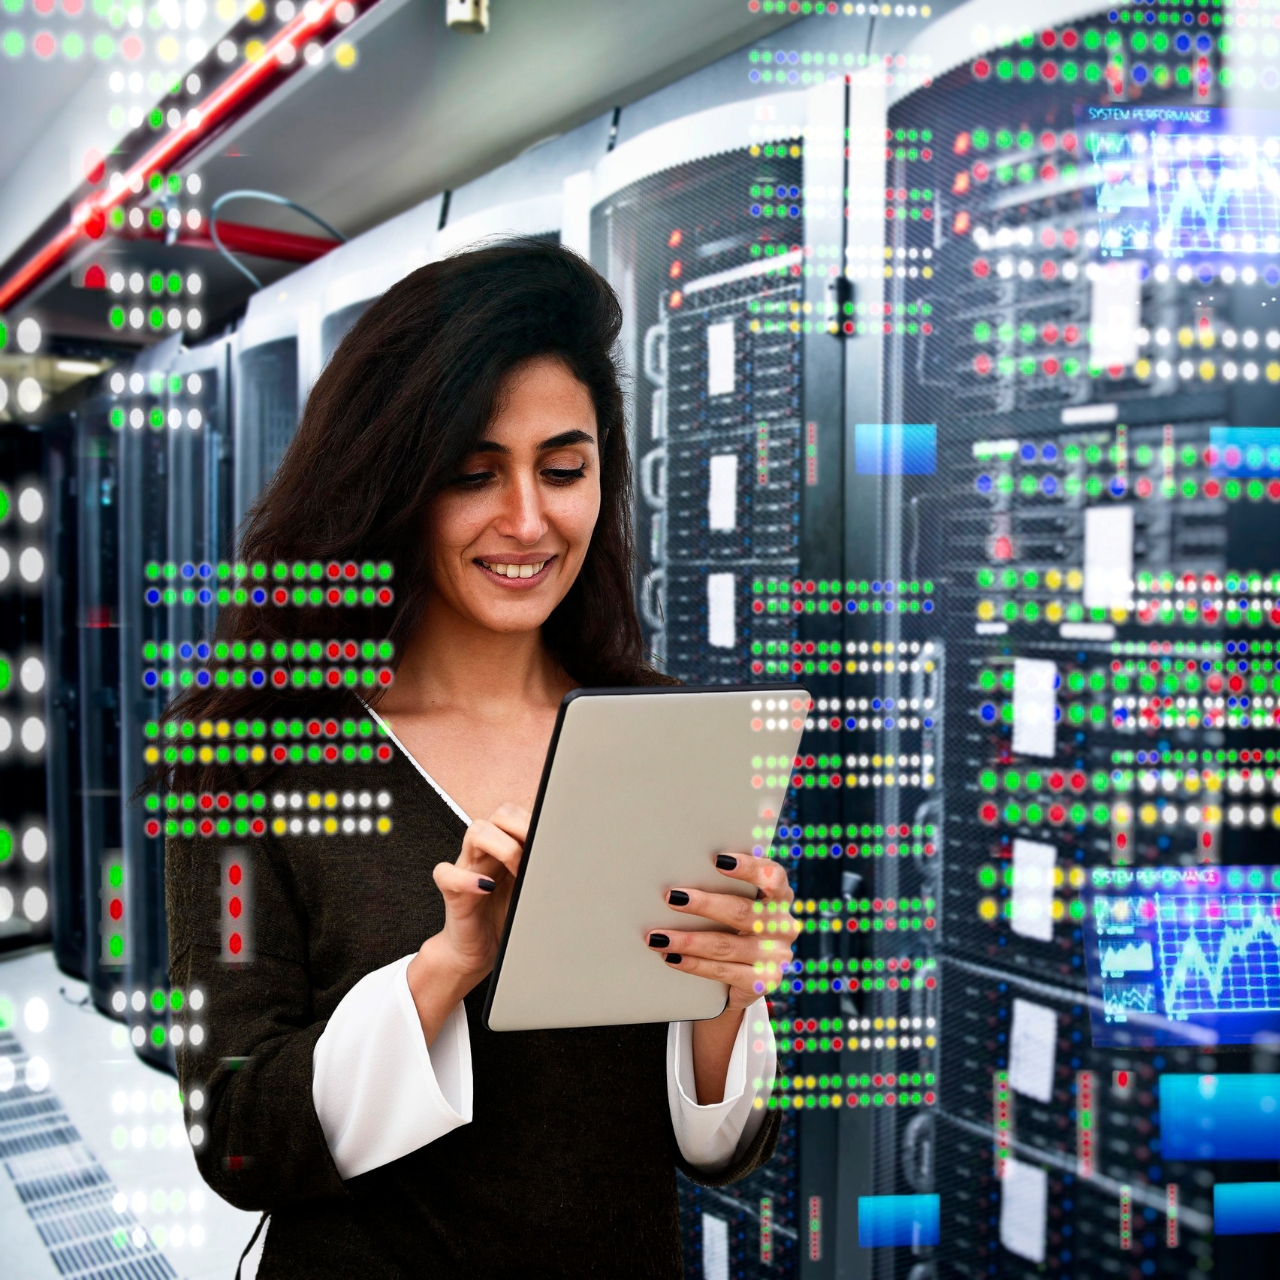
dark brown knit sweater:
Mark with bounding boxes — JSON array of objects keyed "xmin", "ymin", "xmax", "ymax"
[{"xmin": 165, "ymin": 684, "xmax": 779, "ymax": 1278}]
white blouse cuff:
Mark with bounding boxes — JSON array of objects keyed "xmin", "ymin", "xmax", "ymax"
[
  {"xmin": 311, "ymin": 953, "xmax": 472, "ymax": 1180},
  {"xmin": 667, "ymin": 996, "xmax": 777, "ymax": 1172}
]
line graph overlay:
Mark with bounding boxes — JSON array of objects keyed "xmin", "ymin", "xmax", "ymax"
[
  {"xmin": 1151, "ymin": 137, "xmax": 1280, "ymax": 255},
  {"xmin": 1156, "ymin": 893, "xmax": 1280, "ymax": 1016}
]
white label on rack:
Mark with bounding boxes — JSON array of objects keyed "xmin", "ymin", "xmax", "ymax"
[
  {"xmin": 1012, "ymin": 658, "xmax": 1057, "ymax": 758},
  {"xmin": 707, "ymin": 320, "xmax": 736, "ymax": 397},
  {"xmin": 708, "ymin": 454, "xmax": 738, "ymax": 532},
  {"xmin": 1011, "ymin": 839, "xmax": 1056, "ymax": 943},
  {"xmin": 1083, "ymin": 505, "xmax": 1134, "ymax": 610},
  {"xmin": 1009, "ymin": 997, "xmax": 1057, "ymax": 1103},
  {"xmin": 1000, "ymin": 1157, "xmax": 1048, "ymax": 1262},
  {"xmin": 1089, "ymin": 262, "xmax": 1141, "ymax": 369},
  {"xmin": 702, "ymin": 1213, "xmax": 729, "ymax": 1280},
  {"xmin": 707, "ymin": 573, "xmax": 735, "ymax": 649}
]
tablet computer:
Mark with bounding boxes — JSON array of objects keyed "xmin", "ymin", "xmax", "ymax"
[{"xmin": 482, "ymin": 683, "xmax": 809, "ymax": 1032}]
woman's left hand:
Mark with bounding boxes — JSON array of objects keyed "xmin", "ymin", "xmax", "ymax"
[{"xmin": 647, "ymin": 853, "xmax": 796, "ymax": 1010}]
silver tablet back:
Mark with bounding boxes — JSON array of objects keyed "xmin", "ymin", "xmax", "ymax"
[{"xmin": 484, "ymin": 685, "xmax": 808, "ymax": 1031}]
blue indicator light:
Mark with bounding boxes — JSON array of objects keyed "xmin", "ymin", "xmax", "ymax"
[
  {"xmin": 1214, "ymin": 1183, "xmax": 1280, "ymax": 1235},
  {"xmin": 1160, "ymin": 1075, "xmax": 1280, "ymax": 1159},
  {"xmin": 858, "ymin": 1195, "xmax": 940, "ymax": 1247}
]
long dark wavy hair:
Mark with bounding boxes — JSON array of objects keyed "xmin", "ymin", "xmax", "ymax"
[{"xmin": 141, "ymin": 238, "xmax": 653, "ymax": 801}]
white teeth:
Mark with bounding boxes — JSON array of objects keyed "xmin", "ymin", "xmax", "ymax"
[{"xmin": 481, "ymin": 559, "xmax": 547, "ymax": 579}]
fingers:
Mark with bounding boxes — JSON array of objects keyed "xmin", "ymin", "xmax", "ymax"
[
  {"xmin": 487, "ymin": 803, "xmax": 530, "ymax": 845},
  {"xmin": 664, "ymin": 883, "xmax": 798, "ymax": 939},
  {"xmin": 663, "ymin": 886, "xmax": 757, "ymax": 932},
  {"xmin": 659, "ymin": 951, "xmax": 788, "ymax": 998},
  {"xmin": 433, "ymin": 860, "xmax": 498, "ymax": 910},
  {"xmin": 647, "ymin": 927, "xmax": 759, "ymax": 965},
  {"xmin": 647, "ymin": 926, "xmax": 793, "ymax": 995},
  {"xmin": 709, "ymin": 851, "xmax": 794, "ymax": 903},
  {"xmin": 459, "ymin": 817, "xmax": 524, "ymax": 879}
]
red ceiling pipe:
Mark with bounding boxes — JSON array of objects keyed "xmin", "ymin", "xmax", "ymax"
[
  {"xmin": 117, "ymin": 218, "xmax": 340, "ymax": 264},
  {"xmin": 0, "ymin": 0, "xmax": 374, "ymax": 314}
]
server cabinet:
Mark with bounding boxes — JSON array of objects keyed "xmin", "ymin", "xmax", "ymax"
[
  {"xmin": 593, "ymin": 82, "xmax": 855, "ymax": 1278},
  {"xmin": 44, "ymin": 415, "xmax": 87, "ymax": 977},
  {"xmin": 884, "ymin": 6, "xmax": 1279, "ymax": 1277},
  {"xmin": 116, "ymin": 335, "xmax": 181, "ymax": 1053},
  {"xmin": 233, "ymin": 335, "xmax": 298, "ymax": 534},
  {"xmin": 116, "ymin": 337, "xmax": 234, "ymax": 1073},
  {"xmin": 0, "ymin": 424, "xmax": 52, "ymax": 951},
  {"xmin": 76, "ymin": 402, "xmax": 125, "ymax": 1014}
]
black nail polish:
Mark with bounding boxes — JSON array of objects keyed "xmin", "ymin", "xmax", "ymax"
[
  {"xmin": 648, "ymin": 933, "xmax": 670, "ymax": 948},
  {"xmin": 478, "ymin": 877, "xmax": 496, "ymax": 892},
  {"xmin": 716, "ymin": 854, "xmax": 738, "ymax": 871},
  {"xmin": 665, "ymin": 953, "xmax": 682, "ymax": 965},
  {"xmin": 667, "ymin": 889, "xmax": 690, "ymax": 906}
]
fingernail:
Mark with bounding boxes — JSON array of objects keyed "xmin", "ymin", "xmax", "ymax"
[
  {"xmin": 478, "ymin": 877, "xmax": 496, "ymax": 892},
  {"xmin": 665, "ymin": 953, "xmax": 682, "ymax": 965},
  {"xmin": 716, "ymin": 854, "xmax": 738, "ymax": 871},
  {"xmin": 648, "ymin": 933, "xmax": 670, "ymax": 948},
  {"xmin": 667, "ymin": 889, "xmax": 690, "ymax": 906}
]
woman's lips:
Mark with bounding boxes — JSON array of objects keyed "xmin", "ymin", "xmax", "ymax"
[{"xmin": 475, "ymin": 555, "xmax": 555, "ymax": 587}]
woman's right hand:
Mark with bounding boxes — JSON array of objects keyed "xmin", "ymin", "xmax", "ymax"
[{"xmin": 429, "ymin": 803, "xmax": 529, "ymax": 983}]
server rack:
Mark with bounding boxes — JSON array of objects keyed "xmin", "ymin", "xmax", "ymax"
[
  {"xmin": 43, "ymin": 413, "xmax": 87, "ymax": 977},
  {"xmin": 592, "ymin": 80, "xmax": 856, "ymax": 1278},
  {"xmin": 0, "ymin": 423, "xmax": 52, "ymax": 951},
  {"xmin": 115, "ymin": 336, "xmax": 235, "ymax": 1072},
  {"xmin": 116, "ymin": 335, "xmax": 181, "ymax": 1044},
  {"xmin": 885, "ymin": 6, "xmax": 1279, "ymax": 1276},
  {"xmin": 233, "ymin": 334, "xmax": 298, "ymax": 537},
  {"xmin": 74, "ymin": 390, "xmax": 129, "ymax": 1016}
]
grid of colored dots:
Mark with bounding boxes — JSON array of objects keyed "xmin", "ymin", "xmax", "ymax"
[
  {"xmin": 143, "ymin": 789, "xmax": 393, "ymax": 838},
  {"xmin": 145, "ymin": 583, "xmax": 395, "ymax": 608},
  {"xmin": 753, "ymin": 577, "xmax": 935, "ymax": 617},
  {"xmin": 146, "ymin": 717, "xmax": 391, "ymax": 771},
  {"xmin": 144, "ymin": 560, "xmax": 394, "ymax": 581},
  {"xmin": 143, "ymin": 639, "xmax": 395, "ymax": 663},
  {"xmin": 142, "ymin": 664, "xmax": 394, "ymax": 691}
]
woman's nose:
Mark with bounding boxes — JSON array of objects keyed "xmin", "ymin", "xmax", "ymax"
[{"xmin": 497, "ymin": 472, "xmax": 547, "ymax": 543}]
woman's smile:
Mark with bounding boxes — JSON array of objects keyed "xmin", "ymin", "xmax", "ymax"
[{"xmin": 474, "ymin": 553, "xmax": 557, "ymax": 587}]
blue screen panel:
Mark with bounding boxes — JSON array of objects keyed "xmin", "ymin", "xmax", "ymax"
[
  {"xmin": 854, "ymin": 424, "xmax": 937, "ymax": 475},
  {"xmin": 857, "ymin": 1194, "xmax": 940, "ymax": 1247},
  {"xmin": 1214, "ymin": 1183, "xmax": 1280, "ymax": 1235},
  {"xmin": 1208, "ymin": 427, "xmax": 1280, "ymax": 476},
  {"xmin": 1160, "ymin": 1074, "xmax": 1280, "ymax": 1160},
  {"xmin": 1082, "ymin": 865, "xmax": 1280, "ymax": 1047}
]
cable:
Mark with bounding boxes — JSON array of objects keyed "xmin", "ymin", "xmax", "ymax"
[{"xmin": 209, "ymin": 189, "xmax": 347, "ymax": 289}]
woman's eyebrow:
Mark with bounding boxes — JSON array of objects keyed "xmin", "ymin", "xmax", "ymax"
[
  {"xmin": 469, "ymin": 429, "xmax": 595, "ymax": 455},
  {"xmin": 538, "ymin": 429, "xmax": 595, "ymax": 450}
]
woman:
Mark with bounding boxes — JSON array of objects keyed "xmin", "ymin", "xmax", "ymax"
[{"xmin": 158, "ymin": 240, "xmax": 796, "ymax": 1277}]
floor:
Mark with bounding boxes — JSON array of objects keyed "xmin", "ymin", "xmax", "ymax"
[{"xmin": 0, "ymin": 946, "xmax": 265, "ymax": 1280}]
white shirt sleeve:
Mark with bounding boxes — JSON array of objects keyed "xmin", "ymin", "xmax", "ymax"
[
  {"xmin": 667, "ymin": 996, "xmax": 777, "ymax": 1172},
  {"xmin": 311, "ymin": 953, "xmax": 472, "ymax": 1180}
]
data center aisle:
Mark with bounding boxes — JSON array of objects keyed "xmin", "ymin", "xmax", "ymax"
[{"xmin": 0, "ymin": 947, "xmax": 263, "ymax": 1280}]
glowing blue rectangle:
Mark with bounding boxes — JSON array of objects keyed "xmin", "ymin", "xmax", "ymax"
[
  {"xmin": 1215, "ymin": 1183, "xmax": 1280, "ymax": 1235},
  {"xmin": 857, "ymin": 1194, "xmax": 940, "ymax": 1247},
  {"xmin": 854, "ymin": 424, "xmax": 936, "ymax": 475},
  {"xmin": 1209, "ymin": 427, "xmax": 1280, "ymax": 476},
  {"xmin": 1160, "ymin": 1075, "xmax": 1280, "ymax": 1160}
]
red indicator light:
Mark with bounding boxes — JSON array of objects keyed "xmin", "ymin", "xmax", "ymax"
[
  {"xmin": 228, "ymin": 932, "xmax": 242, "ymax": 955},
  {"xmin": 228, "ymin": 864, "xmax": 242, "ymax": 885},
  {"xmin": 109, "ymin": 899, "xmax": 123, "ymax": 920},
  {"xmin": 229, "ymin": 896, "xmax": 242, "ymax": 919}
]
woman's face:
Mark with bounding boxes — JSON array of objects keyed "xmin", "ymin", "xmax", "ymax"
[{"xmin": 426, "ymin": 354, "xmax": 602, "ymax": 636}]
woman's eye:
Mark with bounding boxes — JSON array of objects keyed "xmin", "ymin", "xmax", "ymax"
[
  {"xmin": 543, "ymin": 465, "xmax": 586, "ymax": 484},
  {"xmin": 453, "ymin": 471, "xmax": 494, "ymax": 487}
]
